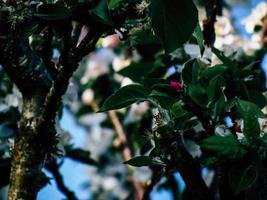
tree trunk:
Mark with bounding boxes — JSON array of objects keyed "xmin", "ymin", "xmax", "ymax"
[{"xmin": 8, "ymin": 95, "xmax": 48, "ymax": 200}]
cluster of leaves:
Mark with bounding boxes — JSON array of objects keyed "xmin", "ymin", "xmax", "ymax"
[{"xmin": 99, "ymin": 43, "xmax": 267, "ymax": 196}]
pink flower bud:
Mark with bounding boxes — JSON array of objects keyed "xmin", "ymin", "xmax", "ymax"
[{"xmin": 169, "ymin": 81, "xmax": 183, "ymax": 91}]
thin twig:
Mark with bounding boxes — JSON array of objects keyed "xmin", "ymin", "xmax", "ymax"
[
  {"xmin": 90, "ymin": 101, "xmax": 145, "ymax": 200},
  {"xmin": 39, "ymin": 27, "xmax": 58, "ymax": 79},
  {"xmin": 46, "ymin": 161, "xmax": 78, "ymax": 200},
  {"xmin": 107, "ymin": 110, "xmax": 144, "ymax": 200},
  {"xmin": 108, "ymin": 110, "xmax": 132, "ymax": 161}
]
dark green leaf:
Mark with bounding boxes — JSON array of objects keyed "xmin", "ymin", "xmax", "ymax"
[
  {"xmin": 243, "ymin": 115, "xmax": 260, "ymax": 138},
  {"xmin": 240, "ymin": 61, "xmax": 260, "ymax": 77},
  {"xmin": 237, "ymin": 99, "xmax": 265, "ymax": 118},
  {"xmin": 143, "ymin": 78, "xmax": 168, "ymax": 89},
  {"xmin": 171, "ymin": 102, "xmax": 189, "ymax": 118},
  {"xmin": 34, "ymin": 4, "xmax": 71, "ymax": 21},
  {"xmin": 201, "ymin": 156, "xmax": 220, "ymax": 167},
  {"xmin": 193, "ymin": 23, "xmax": 205, "ymax": 55},
  {"xmin": 182, "ymin": 59, "xmax": 200, "ymax": 86},
  {"xmin": 99, "ymin": 84, "xmax": 149, "ymax": 112},
  {"xmin": 225, "ymin": 98, "xmax": 239, "ymax": 111},
  {"xmin": 171, "ymin": 102, "xmax": 198, "ymax": 130},
  {"xmin": 128, "ymin": 28, "xmax": 159, "ymax": 45},
  {"xmin": 246, "ymin": 90, "xmax": 267, "ymax": 109},
  {"xmin": 207, "ymin": 75, "xmax": 226, "ymax": 106},
  {"xmin": 124, "ymin": 156, "xmax": 165, "ymax": 167},
  {"xmin": 211, "ymin": 47, "xmax": 239, "ymax": 76},
  {"xmin": 108, "ymin": 0, "xmax": 123, "ymax": 9},
  {"xmin": 118, "ymin": 62, "xmax": 156, "ymax": 83},
  {"xmin": 149, "ymin": 84, "xmax": 178, "ymax": 109},
  {"xmin": 65, "ymin": 148, "xmax": 98, "ymax": 166},
  {"xmin": 228, "ymin": 165, "xmax": 257, "ymax": 195},
  {"xmin": 225, "ymin": 99, "xmax": 265, "ymax": 119},
  {"xmin": 213, "ymin": 92, "xmax": 226, "ymax": 117},
  {"xmin": 150, "ymin": 84, "xmax": 177, "ymax": 96},
  {"xmin": 150, "ymin": 0, "xmax": 198, "ymax": 53},
  {"xmin": 200, "ymin": 135, "xmax": 247, "ymax": 160},
  {"xmin": 200, "ymin": 64, "xmax": 228, "ymax": 82},
  {"xmin": 89, "ymin": 0, "xmax": 113, "ymax": 26},
  {"xmin": 188, "ymin": 84, "xmax": 207, "ymax": 107},
  {"xmin": 21, "ymin": 23, "xmax": 39, "ymax": 37}
]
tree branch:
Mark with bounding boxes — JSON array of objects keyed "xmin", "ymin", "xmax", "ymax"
[
  {"xmin": 0, "ymin": 36, "xmax": 52, "ymax": 95},
  {"xmin": 170, "ymin": 142, "xmax": 214, "ymax": 200},
  {"xmin": 107, "ymin": 110, "xmax": 145, "ymax": 200},
  {"xmin": 39, "ymin": 27, "xmax": 57, "ymax": 79},
  {"xmin": 203, "ymin": 0, "xmax": 223, "ymax": 47},
  {"xmin": 46, "ymin": 161, "xmax": 78, "ymax": 200}
]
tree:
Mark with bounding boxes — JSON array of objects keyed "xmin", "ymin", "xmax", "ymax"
[{"xmin": 0, "ymin": 0, "xmax": 267, "ymax": 200}]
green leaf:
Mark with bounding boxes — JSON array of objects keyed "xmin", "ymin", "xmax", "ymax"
[
  {"xmin": 247, "ymin": 90, "xmax": 267, "ymax": 109},
  {"xmin": 200, "ymin": 64, "xmax": 228, "ymax": 83},
  {"xmin": 124, "ymin": 156, "xmax": 165, "ymax": 167},
  {"xmin": 188, "ymin": 84, "xmax": 207, "ymax": 107},
  {"xmin": 211, "ymin": 47, "xmax": 239, "ymax": 76},
  {"xmin": 150, "ymin": 0, "xmax": 198, "ymax": 53},
  {"xmin": 108, "ymin": 0, "xmax": 123, "ymax": 9},
  {"xmin": 171, "ymin": 102, "xmax": 189, "ymax": 118},
  {"xmin": 237, "ymin": 99, "xmax": 265, "ymax": 118},
  {"xmin": 225, "ymin": 98, "xmax": 239, "ymax": 111},
  {"xmin": 150, "ymin": 84, "xmax": 177, "ymax": 96},
  {"xmin": 240, "ymin": 61, "xmax": 260, "ymax": 77},
  {"xmin": 34, "ymin": 4, "xmax": 71, "ymax": 21},
  {"xmin": 193, "ymin": 24, "xmax": 205, "ymax": 55},
  {"xmin": 228, "ymin": 165, "xmax": 257, "ymax": 195},
  {"xmin": 207, "ymin": 75, "xmax": 226, "ymax": 106},
  {"xmin": 213, "ymin": 92, "xmax": 226, "ymax": 117},
  {"xmin": 143, "ymin": 78, "xmax": 168, "ymax": 89},
  {"xmin": 21, "ymin": 23, "xmax": 39, "ymax": 37},
  {"xmin": 171, "ymin": 102, "xmax": 197, "ymax": 130},
  {"xmin": 128, "ymin": 28, "xmax": 159, "ymax": 45},
  {"xmin": 99, "ymin": 84, "xmax": 149, "ymax": 112},
  {"xmin": 182, "ymin": 59, "xmax": 200, "ymax": 85},
  {"xmin": 171, "ymin": 101, "xmax": 195, "ymax": 122},
  {"xmin": 243, "ymin": 115, "xmax": 260, "ymax": 138},
  {"xmin": 65, "ymin": 148, "xmax": 98, "ymax": 166},
  {"xmin": 201, "ymin": 156, "xmax": 220, "ymax": 167},
  {"xmin": 149, "ymin": 84, "xmax": 178, "ymax": 109},
  {"xmin": 225, "ymin": 99, "xmax": 265, "ymax": 119},
  {"xmin": 118, "ymin": 62, "xmax": 156, "ymax": 83},
  {"xmin": 90, "ymin": 0, "xmax": 113, "ymax": 26},
  {"xmin": 200, "ymin": 135, "xmax": 247, "ymax": 160}
]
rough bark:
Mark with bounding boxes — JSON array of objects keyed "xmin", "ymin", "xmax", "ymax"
[
  {"xmin": 5, "ymin": 26, "xmax": 106, "ymax": 199},
  {"xmin": 8, "ymin": 95, "xmax": 48, "ymax": 200}
]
